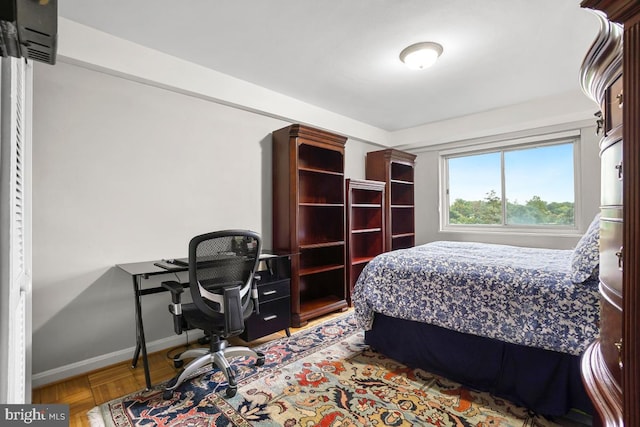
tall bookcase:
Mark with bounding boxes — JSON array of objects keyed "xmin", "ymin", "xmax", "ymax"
[
  {"xmin": 272, "ymin": 124, "xmax": 348, "ymax": 327},
  {"xmin": 346, "ymin": 179, "xmax": 385, "ymax": 305},
  {"xmin": 366, "ymin": 149, "xmax": 417, "ymax": 251}
]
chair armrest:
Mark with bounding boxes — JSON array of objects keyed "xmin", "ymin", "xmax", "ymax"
[
  {"xmin": 252, "ymin": 274, "xmax": 260, "ymax": 315},
  {"xmin": 162, "ymin": 281, "xmax": 186, "ymax": 335},
  {"xmin": 162, "ymin": 281, "xmax": 184, "ymax": 303}
]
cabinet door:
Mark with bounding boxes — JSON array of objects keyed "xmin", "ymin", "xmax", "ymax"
[{"xmin": 0, "ymin": 57, "xmax": 32, "ymax": 403}]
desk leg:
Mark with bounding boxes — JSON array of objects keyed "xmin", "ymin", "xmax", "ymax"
[{"xmin": 131, "ymin": 275, "xmax": 152, "ymax": 390}]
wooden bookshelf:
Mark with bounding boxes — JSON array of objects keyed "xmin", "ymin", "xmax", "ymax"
[
  {"xmin": 346, "ymin": 179, "xmax": 385, "ymax": 305},
  {"xmin": 366, "ymin": 149, "xmax": 417, "ymax": 251},
  {"xmin": 272, "ymin": 124, "xmax": 348, "ymax": 327}
]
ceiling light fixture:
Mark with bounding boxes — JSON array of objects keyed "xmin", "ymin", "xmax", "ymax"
[{"xmin": 399, "ymin": 42, "xmax": 443, "ymax": 70}]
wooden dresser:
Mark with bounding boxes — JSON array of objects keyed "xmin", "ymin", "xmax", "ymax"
[{"xmin": 579, "ymin": 1, "xmax": 640, "ymax": 426}]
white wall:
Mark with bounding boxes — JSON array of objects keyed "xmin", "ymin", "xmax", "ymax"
[{"xmin": 30, "ymin": 60, "xmax": 379, "ymax": 384}]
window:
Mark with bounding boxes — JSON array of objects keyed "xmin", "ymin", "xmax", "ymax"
[{"xmin": 443, "ymin": 139, "xmax": 576, "ymax": 230}]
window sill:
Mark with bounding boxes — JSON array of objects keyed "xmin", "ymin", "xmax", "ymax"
[{"xmin": 439, "ymin": 225, "xmax": 582, "ymax": 238}]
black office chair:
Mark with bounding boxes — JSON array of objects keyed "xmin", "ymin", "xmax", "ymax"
[{"xmin": 161, "ymin": 230, "xmax": 265, "ymax": 399}]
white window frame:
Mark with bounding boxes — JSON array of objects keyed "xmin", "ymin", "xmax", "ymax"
[{"xmin": 439, "ymin": 130, "xmax": 582, "ymax": 235}]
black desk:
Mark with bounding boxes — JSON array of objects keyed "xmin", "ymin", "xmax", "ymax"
[
  {"xmin": 116, "ymin": 260, "xmax": 187, "ymax": 389},
  {"xmin": 117, "ymin": 252, "xmax": 290, "ymax": 389}
]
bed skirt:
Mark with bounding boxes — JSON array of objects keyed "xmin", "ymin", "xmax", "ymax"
[{"xmin": 364, "ymin": 312, "xmax": 592, "ymax": 417}]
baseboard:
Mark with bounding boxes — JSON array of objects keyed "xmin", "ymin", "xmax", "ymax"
[{"xmin": 31, "ymin": 331, "xmax": 205, "ymax": 388}]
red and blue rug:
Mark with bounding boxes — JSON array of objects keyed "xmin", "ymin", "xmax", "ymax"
[{"xmin": 89, "ymin": 312, "xmax": 567, "ymax": 426}]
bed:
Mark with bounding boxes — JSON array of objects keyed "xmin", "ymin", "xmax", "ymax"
[{"xmin": 352, "ymin": 216, "xmax": 601, "ymax": 417}]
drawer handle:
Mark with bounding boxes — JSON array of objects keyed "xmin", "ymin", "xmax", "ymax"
[
  {"xmin": 614, "ymin": 339, "xmax": 623, "ymax": 369},
  {"xmin": 615, "ymin": 162, "xmax": 623, "ymax": 180},
  {"xmin": 616, "ymin": 91, "xmax": 623, "ymax": 109},
  {"xmin": 616, "ymin": 246, "xmax": 623, "ymax": 270},
  {"xmin": 595, "ymin": 111, "xmax": 603, "ymax": 135},
  {"xmin": 263, "ymin": 315, "xmax": 278, "ymax": 321},
  {"xmin": 263, "ymin": 290, "xmax": 277, "ymax": 296}
]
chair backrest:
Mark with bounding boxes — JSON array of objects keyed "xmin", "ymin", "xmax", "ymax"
[{"xmin": 187, "ymin": 230, "xmax": 262, "ymax": 323}]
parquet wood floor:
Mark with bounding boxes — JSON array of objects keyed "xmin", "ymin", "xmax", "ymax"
[{"xmin": 32, "ymin": 310, "xmax": 350, "ymax": 427}]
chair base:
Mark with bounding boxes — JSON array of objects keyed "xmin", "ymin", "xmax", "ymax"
[{"xmin": 163, "ymin": 340, "xmax": 265, "ymax": 399}]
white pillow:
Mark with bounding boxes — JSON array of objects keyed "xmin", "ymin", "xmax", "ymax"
[{"xmin": 569, "ymin": 214, "xmax": 600, "ymax": 283}]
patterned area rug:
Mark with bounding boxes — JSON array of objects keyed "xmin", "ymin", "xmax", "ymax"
[{"xmin": 89, "ymin": 312, "xmax": 566, "ymax": 426}]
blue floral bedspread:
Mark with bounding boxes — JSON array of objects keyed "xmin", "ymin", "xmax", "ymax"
[{"xmin": 352, "ymin": 241, "xmax": 600, "ymax": 356}]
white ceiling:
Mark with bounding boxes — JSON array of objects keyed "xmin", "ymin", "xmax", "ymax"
[{"xmin": 57, "ymin": 0, "xmax": 601, "ymax": 132}]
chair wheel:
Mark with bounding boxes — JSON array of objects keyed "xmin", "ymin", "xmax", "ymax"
[
  {"xmin": 162, "ymin": 389, "xmax": 174, "ymax": 400},
  {"xmin": 173, "ymin": 359, "xmax": 184, "ymax": 369},
  {"xmin": 255, "ymin": 353, "xmax": 265, "ymax": 366},
  {"xmin": 226, "ymin": 386, "xmax": 237, "ymax": 398}
]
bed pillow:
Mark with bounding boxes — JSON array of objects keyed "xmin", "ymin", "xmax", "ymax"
[{"xmin": 569, "ymin": 214, "xmax": 600, "ymax": 283}]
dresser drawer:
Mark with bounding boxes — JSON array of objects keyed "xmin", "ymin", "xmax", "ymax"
[
  {"xmin": 258, "ymin": 279, "xmax": 290, "ymax": 303},
  {"xmin": 241, "ymin": 297, "xmax": 291, "ymax": 342},
  {"xmin": 600, "ymin": 139, "xmax": 623, "ymax": 207},
  {"xmin": 599, "ymin": 211, "xmax": 623, "ymax": 300},
  {"xmin": 599, "ymin": 298, "xmax": 623, "ymax": 385},
  {"xmin": 605, "ymin": 75, "xmax": 623, "ymax": 135}
]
